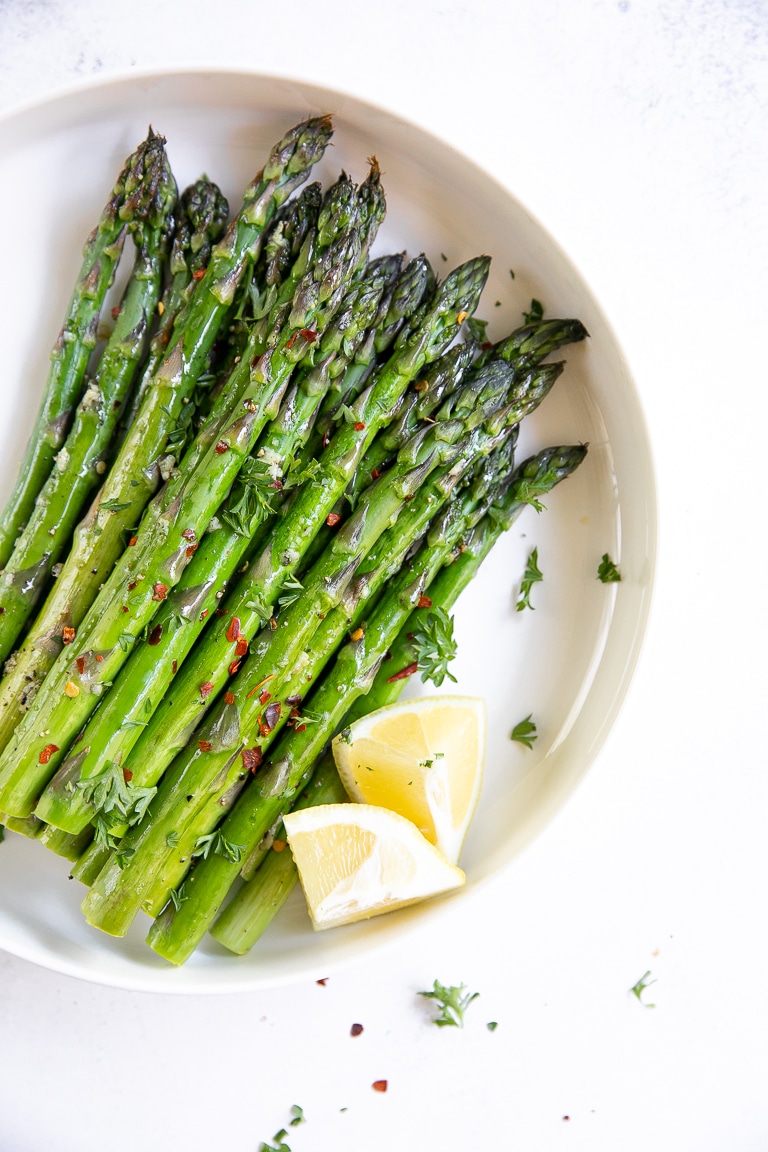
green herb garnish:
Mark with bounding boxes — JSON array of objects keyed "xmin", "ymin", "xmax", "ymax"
[
  {"xmin": 419, "ymin": 980, "xmax": 479, "ymax": 1028},
  {"xmin": 516, "ymin": 546, "xmax": 543, "ymax": 611},
  {"xmin": 510, "ymin": 714, "xmax": 537, "ymax": 748},
  {"xmin": 411, "ymin": 606, "xmax": 458, "ymax": 686},
  {"xmin": 598, "ymin": 553, "xmax": 621, "ymax": 583},
  {"xmin": 522, "ymin": 298, "xmax": 544, "ymax": 324},
  {"xmin": 630, "ymin": 970, "xmax": 656, "ymax": 1007}
]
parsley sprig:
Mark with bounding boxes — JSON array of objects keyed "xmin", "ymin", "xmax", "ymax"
[
  {"xmin": 630, "ymin": 970, "xmax": 656, "ymax": 1008},
  {"xmin": 192, "ymin": 828, "xmax": 244, "ymax": 864},
  {"xmin": 516, "ymin": 546, "xmax": 543, "ymax": 611},
  {"xmin": 411, "ymin": 606, "xmax": 458, "ymax": 686},
  {"xmin": 510, "ymin": 714, "xmax": 538, "ymax": 748},
  {"xmin": 73, "ymin": 760, "xmax": 157, "ymax": 852},
  {"xmin": 598, "ymin": 553, "xmax": 621, "ymax": 583},
  {"xmin": 419, "ymin": 979, "xmax": 479, "ymax": 1027}
]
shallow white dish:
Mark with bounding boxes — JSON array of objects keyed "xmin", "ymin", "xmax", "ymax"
[{"xmin": 0, "ymin": 69, "xmax": 655, "ymax": 993}]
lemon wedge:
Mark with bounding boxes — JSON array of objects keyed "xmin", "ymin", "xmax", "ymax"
[
  {"xmin": 283, "ymin": 803, "xmax": 465, "ymax": 930},
  {"xmin": 331, "ymin": 695, "xmax": 485, "ymax": 865}
]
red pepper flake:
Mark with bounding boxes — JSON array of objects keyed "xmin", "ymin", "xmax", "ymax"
[
  {"xmin": 75, "ymin": 656, "xmax": 86, "ymax": 675},
  {"xmin": 272, "ymin": 838, "xmax": 287, "ymax": 852},
  {"xmin": 111, "ymin": 305, "xmax": 121, "ymax": 320},
  {"xmin": 353, "ymin": 421, "xmax": 366, "ymax": 431},
  {"xmin": 386, "ymin": 661, "xmax": 418, "ymax": 683},
  {"xmin": 128, "ymin": 536, "xmax": 138, "ymax": 546},
  {"xmin": 417, "ymin": 594, "xmax": 433, "ymax": 609},
  {"xmin": 38, "ymin": 744, "xmax": 59, "ymax": 765},
  {"xmin": 372, "ymin": 1080, "xmax": 388, "ymax": 1093},
  {"xmin": 185, "ymin": 544, "xmax": 198, "ymax": 558},
  {"xmin": 200, "ymin": 609, "xmax": 209, "ymax": 620},
  {"xmin": 322, "ymin": 429, "xmax": 330, "ymax": 449},
  {"xmin": 326, "ymin": 512, "xmax": 341, "ymax": 527},
  {"xmin": 127, "ymin": 580, "xmax": 137, "ymax": 591},
  {"xmin": 228, "ymin": 658, "xmax": 241, "ymax": 676},
  {"xmin": 241, "ymin": 745, "xmax": 263, "ymax": 774},
  {"xmin": 235, "ymin": 635, "xmax": 249, "ymax": 657},
  {"xmin": 285, "ymin": 332, "xmax": 299, "ymax": 350},
  {"xmin": 286, "ymin": 694, "xmax": 303, "ymax": 707},
  {"xmin": 192, "ymin": 268, "xmax": 206, "ymax": 280},
  {"xmin": 481, "ymin": 340, "xmax": 494, "ymax": 351},
  {"xmin": 259, "ymin": 689, "xmax": 272, "ymax": 706},
  {"xmin": 224, "ymin": 691, "xmax": 236, "ymax": 706},
  {"xmin": 199, "ymin": 681, "xmax": 214, "ymax": 699},
  {"xmin": 172, "ymin": 660, "xmax": 178, "ymax": 675},
  {"xmin": 301, "ymin": 328, "xmax": 319, "ymax": 343},
  {"xmin": 225, "ymin": 616, "xmax": 241, "ymax": 643},
  {"xmin": 215, "ymin": 608, "xmax": 227, "ymax": 618},
  {"xmin": 122, "ymin": 768, "xmax": 133, "ymax": 783},
  {"xmin": 122, "ymin": 606, "xmax": 129, "ymax": 613},
  {"xmin": 350, "ymin": 1023, "xmax": 364, "ymax": 1037},
  {"xmin": 198, "ymin": 739, "xmax": 213, "ymax": 752},
  {"xmin": 61, "ymin": 625, "xmax": 76, "ymax": 645},
  {"xmin": 269, "ymin": 617, "xmax": 278, "ymax": 631},
  {"xmin": 148, "ymin": 624, "xmax": 163, "ymax": 646},
  {"xmin": 214, "ymin": 440, "xmax": 229, "ymax": 454},
  {"xmin": 95, "ymin": 654, "xmax": 104, "ymax": 663},
  {"xmin": 295, "ymin": 723, "xmax": 307, "ymax": 733},
  {"xmin": 152, "ymin": 582, "xmax": 168, "ymax": 601},
  {"xmin": 247, "ymin": 674, "xmax": 274, "ymax": 700},
  {"xmin": 182, "ymin": 528, "xmax": 196, "ymax": 542},
  {"xmin": 316, "ymin": 977, "xmax": 328, "ymax": 986},
  {"xmin": 371, "ymin": 467, "xmax": 381, "ymax": 480}
]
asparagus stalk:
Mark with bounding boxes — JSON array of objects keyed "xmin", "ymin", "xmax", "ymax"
[
  {"xmin": 36, "ymin": 256, "xmax": 401, "ymax": 835},
  {"xmin": 0, "ymin": 142, "xmax": 178, "ymax": 661},
  {"xmin": 80, "ymin": 358, "xmax": 544, "ymax": 933},
  {"xmin": 212, "ymin": 443, "xmax": 589, "ymax": 955},
  {"xmin": 145, "ymin": 442, "xmax": 586, "ymax": 963},
  {"xmin": 107, "ymin": 260, "xmax": 490, "ymax": 800},
  {"xmin": 0, "ymin": 130, "xmax": 168, "ymax": 568}
]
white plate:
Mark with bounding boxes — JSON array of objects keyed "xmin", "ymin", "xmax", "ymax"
[{"xmin": 0, "ymin": 69, "xmax": 656, "ymax": 993}]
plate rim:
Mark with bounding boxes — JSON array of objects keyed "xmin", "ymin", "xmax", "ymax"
[{"xmin": 0, "ymin": 65, "xmax": 657, "ymax": 993}]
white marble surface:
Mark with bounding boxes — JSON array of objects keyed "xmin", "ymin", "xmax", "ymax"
[{"xmin": 0, "ymin": 1, "xmax": 766, "ymax": 1149}]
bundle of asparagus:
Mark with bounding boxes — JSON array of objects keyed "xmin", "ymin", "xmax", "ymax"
[{"xmin": 0, "ymin": 114, "xmax": 588, "ymax": 964}]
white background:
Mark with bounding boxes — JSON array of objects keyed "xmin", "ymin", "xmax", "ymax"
[{"xmin": 0, "ymin": 2, "xmax": 766, "ymax": 1149}]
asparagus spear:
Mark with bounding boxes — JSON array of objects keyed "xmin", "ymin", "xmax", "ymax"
[
  {"xmin": 106, "ymin": 260, "xmax": 490, "ymax": 800},
  {"xmin": 145, "ymin": 443, "xmax": 586, "ymax": 963},
  {"xmin": 80, "ymin": 358, "xmax": 544, "ymax": 932},
  {"xmin": 0, "ymin": 142, "xmax": 178, "ymax": 661},
  {"xmin": 0, "ymin": 130, "xmax": 167, "ymax": 568},
  {"xmin": 212, "ymin": 443, "xmax": 589, "ymax": 955},
  {"xmin": 36, "ymin": 256, "xmax": 401, "ymax": 835}
]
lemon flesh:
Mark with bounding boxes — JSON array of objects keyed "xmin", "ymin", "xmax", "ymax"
[
  {"xmin": 332, "ymin": 696, "xmax": 485, "ymax": 865},
  {"xmin": 283, "ymin": 803, "xmax": 465, "ymax": 930}
]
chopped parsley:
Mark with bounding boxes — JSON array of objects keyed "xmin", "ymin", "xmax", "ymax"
[
  {"xmin": 630, "ymin": 970, "xmax": 656, "ymax": 1008},
  {"xmin": 522, "ymin": 298, "xmax": 544, "ymax": 324},
  {"xmin": 510, "ymin": 714, "xmax": 538, "ymax": 748},
  {"xmin": 419, "ymin": 979, "xmax": 479, "ymax": 1027},
  {"xmin": 411, "ymin": 606, "xmax": 458, "ymax": 686},
  {"xmin": 516, "ymin": 546, "xmax": 543, "ymax": 611},
  {"xmin": 597, "ymin": 553, "xmax": 622, "ymax": 583}
]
